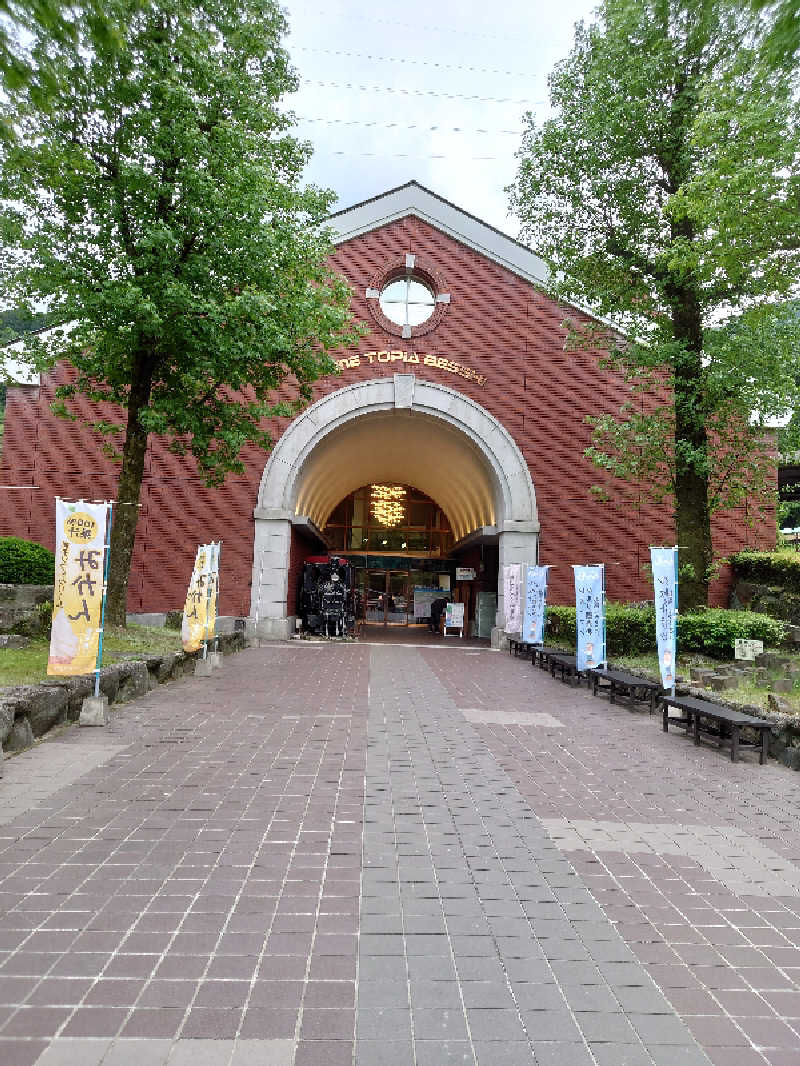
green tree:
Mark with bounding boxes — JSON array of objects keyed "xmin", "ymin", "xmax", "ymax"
[
  {"xmin": 753, "ymin": 0, "xmax": 800, "ymax": 64},
  {"xmin": 510, "ymin": 0, "xmax": 800, "ymax": 608},
  {"xmin": 1, "ymin": 0, "xmax": 359, "ymax": 624}
]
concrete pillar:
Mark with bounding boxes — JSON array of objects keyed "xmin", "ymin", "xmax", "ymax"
[
  {"xmin": 491, "ymin": 522, "xmax": 540, "ymax": 650},
  {"xmin": 250, "ymin": 510, "xmax": 293, "ymax": 640}
]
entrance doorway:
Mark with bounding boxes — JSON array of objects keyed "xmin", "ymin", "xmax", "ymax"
[{"xmin": 361, "ymin": 570, "xmax": 409, "ymax": 625}]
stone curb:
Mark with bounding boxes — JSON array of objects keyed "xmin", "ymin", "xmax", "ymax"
[{"xmin": 0, "ymin": 631, "xmax": 246, "ymax": 756}]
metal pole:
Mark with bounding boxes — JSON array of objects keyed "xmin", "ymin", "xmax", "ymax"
[
  {"xmin": 202, "ymin": 543, "xmax": 215, "ymax": 661},
  {"xmin": 94, "ymin": 501, "xmax": 113, "ymax": 699},
  {"xmin": 214, "ymin": 541, "xmax": 222, "ymax": 653},
  {"xmin": 672, "ymin": 544, "xmax": 678, "ymax": 699}
]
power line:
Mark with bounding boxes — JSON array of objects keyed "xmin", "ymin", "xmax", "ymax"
[
  {"xmin": 291, "ymin": 9, "xmax": 530, "ymax": 47},
  {"xmin": 293, "ymin": 46, "xmax": 536, "ymax": 79},
  {"xmin": 300, "ymin": 79, "xmax": 546, "ymax": 107},
  {"xmin": 297, "ymin": 116, "xmax": 524, "ymax": 137},
  {"xmin": 319, "ymin": 148, "xmax": 509, "ymax": 162}
]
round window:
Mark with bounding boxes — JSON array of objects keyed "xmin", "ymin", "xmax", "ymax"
[{"xmin": 378, "ymin": 275, "xmax": 436, "ymax": 328}]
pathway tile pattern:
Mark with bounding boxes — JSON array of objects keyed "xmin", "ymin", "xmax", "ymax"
[{"xmin": 0, "ymin": 641, "xmax": 797, "ymax": 1066}]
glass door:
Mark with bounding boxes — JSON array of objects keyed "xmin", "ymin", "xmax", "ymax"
[{"xmin": 386, "ymin": 571, "xmax": 408, "ymax": 626}]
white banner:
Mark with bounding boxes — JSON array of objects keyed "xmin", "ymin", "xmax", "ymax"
[
  {"xmin": 651, "ymin": 546, "xmax": 677, "ymax": 688},
  {"xmin": 48, "ymin": 499, "xmax": 109, "ymax": 677},
  {"xmin": 522, "ymin": 565, "xmax": 549, "ymax": 644},
  {"xmin": 445, "ymin": 602, "xmax": 465, "ymax": 629},
  {"xmin": 503, "ymin": 564, "xmax": 523, "ymax": 632},
  {"xmin": 573, "ymin": 564, "xmax": 605, "ymax": 671}
]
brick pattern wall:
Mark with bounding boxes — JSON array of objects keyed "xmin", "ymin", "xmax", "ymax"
[{"xmin": 0, "ymin": 214, "xmax": 774, "ymax": 614}]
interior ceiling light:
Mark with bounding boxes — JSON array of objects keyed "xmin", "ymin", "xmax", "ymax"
[{"xmin": 370, "ymin": 484, "xmax": 406, "ymax": 527}]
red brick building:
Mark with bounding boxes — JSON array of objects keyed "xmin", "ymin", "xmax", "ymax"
[{"xmin": 0, "ymin": 183, "xmax": 774, "ymax": 639}]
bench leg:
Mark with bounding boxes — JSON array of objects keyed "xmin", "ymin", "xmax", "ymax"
[
  {"xmin": 731, "ymin": 725, "xmax": 739, "ymax": 763},
  {"xmin": 694, "ymin": 712, "xmax": 700, "ymax": 746},
  {"xmin": 663, "ymin": 706, "xmax": 669, "ymax": 733},
  {"xmin": 610, "ymin": 684, "xmax": 616, "ymax": 705},
  {"xmin": 760, "ymin": 730, "xmax": 768, "ymax": 765},
  {"xmin": 649, "ymin": 690, "xmax": 655, "ymax": 715}
]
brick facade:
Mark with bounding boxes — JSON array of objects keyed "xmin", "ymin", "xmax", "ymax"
[{"xmin": 0, "ymin": 212, "xmax": 774, "ymax": 616}]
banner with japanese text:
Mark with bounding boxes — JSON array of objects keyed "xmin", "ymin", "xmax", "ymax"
[
  {"xmin": 206, "ymin": 542, "xmax": 220, "ymax": 640},
  {"xmin": 503, "ymin": 564, "xmax": 523, "ymax": 632},
  {"xmin": 182, "ymin": 545, "xmax": 212, "ymax": 653},
  {"xmin": 573, "ymin": 564, "xmax": 605, "ymax": 671},
  {"xmin": 48, "ymin": 499, "xmax": 109, "ymax": 676},
  {"xmin": 651, "ymin": 546, "xmax": 678, "ymax": 688},
  {"xmin": 522, "ymin": 565, "xmax": 550, "ymax": 644}
]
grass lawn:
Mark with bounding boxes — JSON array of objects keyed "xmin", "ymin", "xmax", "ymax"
[{"xmin": 0, "ymin": 625, "xmax": 183, "ymax": 688}]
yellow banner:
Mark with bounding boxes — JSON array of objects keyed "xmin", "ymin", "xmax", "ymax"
[
  {"xmin": 182, "ymin": 546, "xmax": 210, "ymax": 653},
  {"xmin": 48, "ymin": 500, "xmax": 109, "ymax": 677}
]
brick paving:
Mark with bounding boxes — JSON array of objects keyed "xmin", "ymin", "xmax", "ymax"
[{"xmin": 0, "ymin": 641, "xmax": 796, "ymax": 1065}]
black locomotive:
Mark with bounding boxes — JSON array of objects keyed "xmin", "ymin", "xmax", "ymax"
[{"xmin": 298, "ymin": 556, "xmax": 356, "ymax": 637}]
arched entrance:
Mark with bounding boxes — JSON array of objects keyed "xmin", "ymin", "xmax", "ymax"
[{"xmin": 251, "ymin": 374, "xmax": 540, "ymax": 641}]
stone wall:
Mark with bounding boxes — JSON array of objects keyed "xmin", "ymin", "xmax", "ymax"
[
  {"xmin": 0, "ymin": 630, "xmax": 245, "ymax": 755},
  {"xmin": 730, "ymin": 576, "xmax": 800, "ymax": 625},
  {"xmin": 0, "ymin": 583, "xmax": 52, "ymax": 631}
]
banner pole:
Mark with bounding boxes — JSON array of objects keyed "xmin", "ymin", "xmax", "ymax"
[
  {"xmin": 672, "ymin": 545, "xmax": 679, "ymax": 699},
  {"xmin": 214, "ymin": 541, "xmax": 222, "ymax": 653},
  {"xmin": 94, "ymin": 501, "xmax": 113, "ymax": 699},
  {"xmin": 202, "ymin": 543, "xmax": 214, "ymax": 661}
]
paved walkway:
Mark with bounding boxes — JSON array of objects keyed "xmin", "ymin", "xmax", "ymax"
[{"xmin": 0, "ymin": 642, "xmax": 798, "ymax": 1066}]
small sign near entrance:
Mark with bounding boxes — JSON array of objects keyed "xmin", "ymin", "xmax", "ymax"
[
  {"xmin": 456, "ymin": 567, "xmax": 476, "ymax": 581},
  {"xmin": 735, "ymin": 638, "xmax": 763, "ymax": 661},
  {"xmin": 444, "ymin": 601, "xmax": 465, "ymax": 638}
]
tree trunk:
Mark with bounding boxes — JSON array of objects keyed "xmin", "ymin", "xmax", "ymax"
[
  {"xmin": 105, "ymin": 351, "xmax": 154, "ymax": 626},
  {"xmin": 672, "ymin": 297, "xmax": 712, "ymax": 610}
]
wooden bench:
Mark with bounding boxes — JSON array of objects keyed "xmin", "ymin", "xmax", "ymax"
[
  {"xmin": 548, "ymin": 653, "xmax": 582, "ymax": 686},
  {"xmin": 662, "ymin": 695, "xmax": 771, "ymax": 764},
  {"xmin": 587, "ymin": 668, "xmax": 662, "ymax": 714},
  {"xmin": 531, "ymin": 646, "xmax": 567, "ymax": 670},
  {"xmin": 508, "ymin": 637, "xmax": 532, "ymax": 658}
]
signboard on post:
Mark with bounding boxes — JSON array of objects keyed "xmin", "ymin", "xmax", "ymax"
[
  {"xmin": 573, "ymin": 564, "xmax": 606, "ymax": 671},
  {"xmin": 522, "ymin": 565, "xmax": 550, "ymax": 645},
  {"xmin": 735, "ymin": 639, "xmax": 763, "ymax": 661},
  {"xmin": 455, "ymin": 567, "xmax": 476, "ymax": 581},
  {"xmin": 48, "ymin": 499, "xmax": 111, "ymax": 677},
  {"xmin": 503, "ymin": 564, "xmax": 522, "ymax": 633},
  {"xmin": 650, "ymin": 546, "xmax": 678, "ymax": 690}
]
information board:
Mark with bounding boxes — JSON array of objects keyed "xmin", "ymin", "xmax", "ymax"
[
  {"xmin": 413, "ymin": 587, "xmax": 441, "ymax": 619},
  {"xmin": 445, "ymin": 602, "xmax": 465, "ymax": 629},
  {"xmin": 734, "ymin": 639, "xmax": 763, "ymax": 661}
]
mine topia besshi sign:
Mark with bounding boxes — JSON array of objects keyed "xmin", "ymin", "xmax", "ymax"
[{"xmin": 335, "ymin": 349, "xmax": 487, "ymax": 386}]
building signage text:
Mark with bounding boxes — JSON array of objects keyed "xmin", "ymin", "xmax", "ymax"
[{"xmin": 336, "ymin": 349, "xmax": 487, "ymax": 386}]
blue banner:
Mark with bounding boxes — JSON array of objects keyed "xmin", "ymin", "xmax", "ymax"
[
  {"xmin": 522, "ymin": 566, "xmax": 549, "ymax": 644},
  {"xmin": 650, "ymin": 547, "xmax": 678, "ymax": 689},
  {"xmin": 573, "ymin": 565, "xmax": 605, "ymax": 670}
]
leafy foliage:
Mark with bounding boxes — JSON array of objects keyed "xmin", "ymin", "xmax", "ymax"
[
  {"xmin": 545, "ymin": 602, "xmax": 657, "ymax": 654},
  {"xmin": 544, "ymin": 600, "xmax": 783, "ymax": 659},
  {"xmin": 677, "ymin": 608, "xmax": 784, "ymax": 658},
  {"xmin": 509, "ymin": 0, "xmax": 800, "ymax": 608},
  {"xmin": 731, "ymin": 549, "xmax": 800, "ymax": 594},
  {"xmin": 0, "ymin": 536, "xmax": 55, "ymax": 583},
  {"xmin": 0, "ymin": 0, "xmax": 361, "ymax": 622}
]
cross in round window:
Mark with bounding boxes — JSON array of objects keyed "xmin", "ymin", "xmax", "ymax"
[{"xmin": 379, "ymin": 275, "xmax": 436, "ymax": 328}]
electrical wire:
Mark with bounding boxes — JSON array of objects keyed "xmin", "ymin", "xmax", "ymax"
[
  {"xmin": 297, "ymin": 116, "xmax": 524, "ymax": 136},
  {"xmin": 293, "ymin": 46, "xmax": 537, "ymax": 79},
  {"xmin": 300, "ymin": 79, "xmax": 546, "ymax": 107}
]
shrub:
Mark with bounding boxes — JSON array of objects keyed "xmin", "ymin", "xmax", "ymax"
[
  {"xmin": 543, "ymin": 601, "xmax": 783, "ymax": 660},
  {"xmin": 677, "ymin": 608, "xmax": 784, "ymax": 659},
  {"xmin": 0, "ymin": 537, "xmax": 55, "ymax": 584},
  {"xmin": 543, "ymin": 602, "xmax": 657, "ymax": 655},
  {"xmin": 730, "ymin": 550, "xmax": 800, "ymax": 594}
]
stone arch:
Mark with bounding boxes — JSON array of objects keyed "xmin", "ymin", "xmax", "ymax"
[{"xmin": 251, "ymin": 375, "xmax": 539, "ymax": 639}]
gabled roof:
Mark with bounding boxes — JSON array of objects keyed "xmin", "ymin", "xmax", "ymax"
[{"xmin": 327, "ymin": 181, "xmax": 549, "ymax": 288}]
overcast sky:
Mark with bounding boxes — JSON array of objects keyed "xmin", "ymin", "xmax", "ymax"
[{"xmin": 281, "ymin": 0, "xmax": 599, "ymax": 237}]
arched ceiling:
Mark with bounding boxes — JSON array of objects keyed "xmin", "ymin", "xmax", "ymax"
[{"xmin": 294, "ymin": 410, "xmax": 497, "ymax": 541}]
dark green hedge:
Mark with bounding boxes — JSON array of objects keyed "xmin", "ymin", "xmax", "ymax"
[
  {"xmin": 677, "ymin": 608, "xmax": 784, "ymax": 659},
  {"xmin": 0, "ymin": 537, "xmax": 55, "ymax": 584},
  {"xmin": 731, "ymin": 550, "xmax": 800, "ymax": 594},
  {"xmin": 543, "ymin": 602, "xmax": 783, "ymax": 660},
  {"xmin": 544, "ymin": 603, "xmax": 656, "ymax": 654}
]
